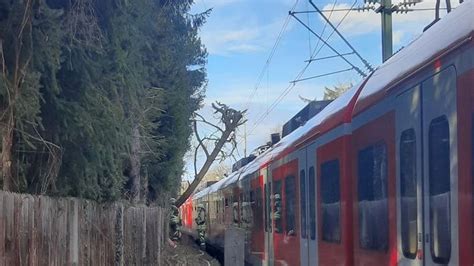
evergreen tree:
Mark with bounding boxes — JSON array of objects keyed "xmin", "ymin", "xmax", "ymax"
[{"xmin": 0, "ymin": 0, "xmax": 208, "ymax": 202}]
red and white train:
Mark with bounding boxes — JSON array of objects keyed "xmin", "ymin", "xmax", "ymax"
[{"xmin": 181, "ymin": 1, "xmax": 474, "ymax": 265}]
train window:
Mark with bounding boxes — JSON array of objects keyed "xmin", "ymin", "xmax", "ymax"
[
  {"xmin": 358, "ymin": 142, "xmax": 388, "ymax": 251},
  {"xmin": 285, "ymin": 175, "xmax": 296, "ymax": 235},
  {"xmin": 273, "ymin": 180, "xmax": 283, "ymax": 233},
  {"xmin": 225, "ymin": 197, "xmax": 229, "ymax": 207},
  {"xmin": 233, "ymin": 195, "xmax": 240, "ymax": 225},
  {"xmin": 300, "ymin": 170, "xmax": 307, "ymax": 239},
  {"xmin": 400, "ymin": 129, "xmax": 417, "ymax": 259},
  {"xmin": 256, "ymin": 188, "xmax": 263, "ymax": 229},
  {"xmin": 428, "ymin": 116, "xmax": 451, "ymax": 264},
  {"xmin": 309, "ymin": 167, "xmax": 316, "ymax": 240},
  {"xmin": 257, "ymin": 188, "xmax": 262, "ymax": 208},
  {"xmin": 264, "ymin": 184, "xmax": 267, "ymax": 232},
  {"xmin": 321, "ymin": 159, "xmax": 341, "ymax": 243}
]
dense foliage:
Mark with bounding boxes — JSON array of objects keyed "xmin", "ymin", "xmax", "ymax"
[{"xmin": 0, "ymin": 0, "xmax": 208, "ymax": 202}]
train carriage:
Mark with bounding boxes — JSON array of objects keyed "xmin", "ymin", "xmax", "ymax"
[{"xmin": 183, "ymin": 1, "xmax": 474, "ymax": 265}]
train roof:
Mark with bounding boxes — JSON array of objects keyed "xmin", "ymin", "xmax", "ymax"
[{"xmin": 354, "ymin": 0, "xmax": 474, "ymax": 115}]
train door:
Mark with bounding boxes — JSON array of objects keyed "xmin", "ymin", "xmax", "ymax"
[
  {"xmin": 272, "ymin": 159, "xmax": 300, "ymax": 265},
  {"xmin": 396, "ymin": 67, "xmax": 459, "ymax": 265},
  {"xmin": 396, "ymin": 85, "xmax": 423, "ymax": 266},
  {"xmin": 308, "ymin": 144, "xmax": 319, "ymax": 266},
  {"xmin": 298, "ymin": 145, "xmax": 318, "ymax": 266},
  {"xmin": 250, "ymin": 174, "xmax": 265, "ymax": 263},
  {"xmin": 263, "ymin": 166, "xmax": 274, "ymax": 265}
]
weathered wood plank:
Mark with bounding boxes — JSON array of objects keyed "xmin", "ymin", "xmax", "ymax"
[
  {"xmin": 0, "ymin": 193, "xmax": 5, "ymax": 266},
  {"xmin": 0, "ymin": 191, "xmax": 165, "ymax": 265}
]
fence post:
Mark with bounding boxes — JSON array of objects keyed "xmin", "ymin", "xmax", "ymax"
[
  {"xmin": 142, "ymin": 208, "xmax": 147, "ymax": 263},
  {"xmin": 114, "ymin": 203, "xmax": 124, "ymax": 266},
  {"xmin": 69, "ymin": 199, "xmax": 79, "ymax": 265}
]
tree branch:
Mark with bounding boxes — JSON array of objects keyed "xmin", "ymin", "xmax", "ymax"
[
  {"xmin": 193, "ymin": 119, "xmax": 209, "ymax": 158},
  {"xmin": 175, "ymin": 102, "xmax": 246, "ymax": 207},
  {"xmin": 193, "ymin": 113, "xmax": 225, "ymax": 133}
]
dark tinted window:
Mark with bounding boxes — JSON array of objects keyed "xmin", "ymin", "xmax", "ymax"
[
  {"xmin": 429, "ymin": 116, "xmax": 451, "ymax": 264},
  {"xmin": 256, "ymin": 188, "xmax": 262, "ymax": 208},
  {"xmin": 264, "ymin": 184, "xmax": 268, "ymax": 232},
  {"xmin": 273, "ymin": 180, "xmax": 282, "ymax": 233},
  {"xmin": 285, "ymin": 176, "xmax": 296, "ymax": 234},
  {"xmin": 309, "ymin": 167, "xmax": 316, "ymax": 240},
  {"xmin": 400, "ymin": 129, "xmax": 418, "ymax": 259},
  {"xmin": 321, "ymin": 160, "xmax": 341, "ymax": 243},
  {"xmin": 256, "ymin": 188, "xmax": 263, "ymax": 230},
  {"xmin": 358, "ymin": 142, "xmax": 388, "ymax": 251},
  {"xmin": 300, "ymin": 170, "xmax": 307, "ymax": 239}
]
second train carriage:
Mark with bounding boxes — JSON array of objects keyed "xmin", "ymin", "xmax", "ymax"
[{"xmin": 181, "ymin": 1, "xmax": 474, "ymax": 265}]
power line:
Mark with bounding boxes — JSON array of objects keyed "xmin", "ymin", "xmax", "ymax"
[
  {"xmin": 290, "ymin": 67, "xmax": 354, "ymax": 83},
  {"xmin": 290, "ymin": 13, "xmax": 367, "ymax": 77},
  {"xmin": 311, "ymin": 0, "xmax": 339, "ymax": 59},
  {"xmin": 292, "ymin": 7, "xmax": 452, "ymax": 13},
  {"xmin": 244, "ymin": 0, "xmax": 300, "ymax": 110},
  {"xmin": 245, "ymin": 0, "xmax": 359, "ymax": 139},
  {"xmin": 307, "ymin": 0, "xmax": 358, "ymax": 62},
  {"xmin": 305, "ymin": 52, "xmax": 354, "ymax": 62},
  {"xmin": 308, "ymin": 0, "xmax": 374, "ymax": 71}
]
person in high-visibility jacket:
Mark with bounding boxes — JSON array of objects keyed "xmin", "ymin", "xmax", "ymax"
[
  {"xmin": 233, "ymin": 201, "xmax": 239, "ymax": 226},
  {"xmin": 273, "ymin": 193, "xmax": 282, "ymax": 233},
  {"xmin": 169, "ymin": 198, "xmax": 182, "ymax": 241},
  {"xmin": 195, "ymin": 203, "xmax": 207, "ymax": 250}
]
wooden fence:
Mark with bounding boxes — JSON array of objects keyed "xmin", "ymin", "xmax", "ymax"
[{"xmin": 0, "ymin": 191, "xmax": 166, "ymax": 265}]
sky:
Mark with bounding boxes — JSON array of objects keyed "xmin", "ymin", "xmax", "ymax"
[{"xmin": 183, "ymin": 0, "xmax": 458, "ymax": 179}]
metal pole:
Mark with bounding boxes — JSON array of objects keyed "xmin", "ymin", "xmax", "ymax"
[{"xmin": 381, "ymin": 0, "xmax": 393, "ymax": 62}]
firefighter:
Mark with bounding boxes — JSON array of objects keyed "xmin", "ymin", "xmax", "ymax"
[
  {"xmin": 169, "ymin": 198, "xmax": 182, "ymax": 241},
  {"xmin": 233, "ymin": 201, "xmax": 239, "ymax": 226},
  {"xmin": 195, "ymin": 203, "xmax": 207, "ymax": 250},
  {"xmin": 273, "ymin": 193, "xmax": 282, "ymax": 233}
]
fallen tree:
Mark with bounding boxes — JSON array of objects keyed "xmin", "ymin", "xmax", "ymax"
[{"xmin": 175, "ymin": 102, "xmax": 246, "ymax": 207}]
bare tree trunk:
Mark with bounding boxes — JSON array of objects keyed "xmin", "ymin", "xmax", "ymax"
[
  {"xmin": 175, "ymin": 103, "xmax": 246, "ymax": 208},
  {"xmin": 175, "ymin": 132, "xmax": 229, "ymax": 208},
  {"xmin": 2, "ymin": 113, "xmax": 14, "ymax": 191},
  {"xmin": 130, "ymin": 125, "xmax": 141, "ymax": 204}
]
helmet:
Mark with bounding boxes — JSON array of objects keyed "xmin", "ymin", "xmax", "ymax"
[
  {"xmin": 170, "ymin": 198, "xmax": 176, "ymax": 204},
  {"xmin": 197, "ymin": 203, "xmax": 205, "ymax": 210},
  {"xmin": 274, "ymin": 194, "xmax": 281, "ymax": 200}
]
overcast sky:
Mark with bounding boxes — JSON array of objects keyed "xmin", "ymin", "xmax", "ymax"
[{"xmin": 183, "ymin": 0, "xmax": 458, "ymax": 180}]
